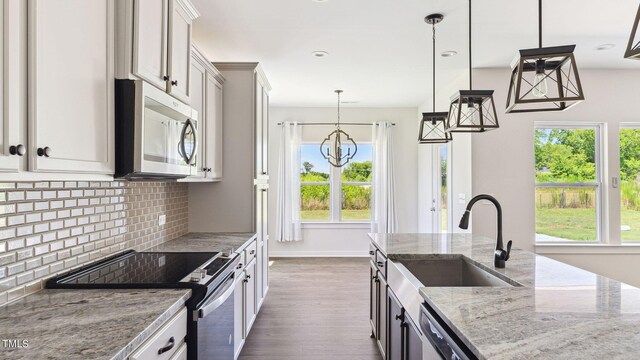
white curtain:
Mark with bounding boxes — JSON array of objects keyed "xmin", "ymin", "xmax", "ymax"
[
  {"xmin": 275, "ymin": 122, "xmax": 303, "ymax": 242},
  {"xmin": 371, "ymin": 122, "xmax": 398, "ymax": 233}
]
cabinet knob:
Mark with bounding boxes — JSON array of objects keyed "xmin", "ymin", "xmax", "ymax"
[
  {"xmin": 369, "ymin": 250, "xmax": 375, "ymax": 256},
  {"xmin": 163, "ymin": 75, "xmax": 170, "ymax": 81},
  {"xmin": 171, "ymin": 80, "xmax": 178, "ymax": 86},
  {"xmin": 377, "ymin": 261, "xmax": 384, "ymax": 268},
  {"xmin": 9, "ymin": 144, "xmax": 25, "ymax": 156},
  {"xmin": 249, "ymin": 250, "xmax": 255, "ymax": 255},
  {"xmin": 37, "ymin": 147, "xmax": 51, "ymax": 157},
  {"xmin": 236, "ymin": 263, "xmax": 243, "ymax": 269}
]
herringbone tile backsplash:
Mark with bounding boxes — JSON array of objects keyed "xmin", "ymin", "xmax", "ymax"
[{"xmin": 0, "ymin": 181, "xmax": 188, "ymax": 306}]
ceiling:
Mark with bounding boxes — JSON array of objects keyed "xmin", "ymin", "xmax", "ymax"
[{"xmin": 192, "ymin": 0, "xmax": 640, "ymax": 107}]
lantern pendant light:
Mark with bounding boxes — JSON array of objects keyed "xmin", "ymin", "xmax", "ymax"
[
  {"xmin": 320, "ymin": 90, "xmax": 358, "ymax": 168},
  {"xmin": 418, "ymin": 14, "xmax": 452, "ymax": 144},
  {"xmin": 624, "ymin": 4, "xmax": 640, "ymax": 60},
  {"xmin": 506, "ymin": 0, "xmax": 585, "ymax": 113},
  {"xmin": 446, "ymin": 0, "xmax": 499, "ymax": 133}
]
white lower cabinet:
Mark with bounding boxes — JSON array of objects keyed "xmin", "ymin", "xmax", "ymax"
[
  {"xmin": 129, "ymin": 307, "xmax": 187, "ymax": 360},
  {"xmin": 233, "ymin": 238, "xmax": 264, "ymax": 359}
]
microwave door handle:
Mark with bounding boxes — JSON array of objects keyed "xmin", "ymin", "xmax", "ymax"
[
  {"xmin": 197, "ymin": 275, "xmax": 235, "ymax": 319},
  {"xmin": 179, "ymin": 119, "xmax": 197, "ymax": 165}
]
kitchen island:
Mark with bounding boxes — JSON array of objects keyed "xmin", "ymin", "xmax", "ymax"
[{"xmin": 370, "ymin": 233, "xmax": 640, "ymax": 359}]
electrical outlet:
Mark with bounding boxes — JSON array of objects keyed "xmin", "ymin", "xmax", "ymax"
[{"xmin": 158, "ymin": 214, "xmax": 166, "ymax": 226}]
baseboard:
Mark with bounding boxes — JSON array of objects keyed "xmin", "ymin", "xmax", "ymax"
[{"xmin": 269, "ymin": 251, "xmax": 369, "ymax": 257}]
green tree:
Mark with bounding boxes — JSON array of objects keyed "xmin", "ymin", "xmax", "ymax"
[
  {"xmin": 302, "ymin": 161, "xmax": 314, "ymax": 174},
  {"xmin": 342, "ymin": 161, "xmax": 372, "ymax": 182}
]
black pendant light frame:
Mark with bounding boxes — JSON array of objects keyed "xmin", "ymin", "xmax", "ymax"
[
  {"xmin": 446, "ymin": 0, "xmax": 499, "ymax": 133},
  {"xmin": 419, "ymin": 14, "xmax": 453, "ymax": 144},
  {"xmin": 625, "ymin": 4, "xmax": 640, "ymax": 60},
  {"xmin": 505, "ymin": 0, "xmax": 584, "ymax": 113}
]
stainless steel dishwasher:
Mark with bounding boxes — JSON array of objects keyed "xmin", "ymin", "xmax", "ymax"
[{"xmin": 419, "ymin": 303, "xmax": 478, "ymax": 360}]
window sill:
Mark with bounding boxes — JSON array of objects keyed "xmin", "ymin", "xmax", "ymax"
[
  {"xmin": 301, "ymin": 222, "xmax": 371, "ymax": 230},
  {"xmin": 536, "ymin": 243, "xmax": 640, "ymax": 255}
]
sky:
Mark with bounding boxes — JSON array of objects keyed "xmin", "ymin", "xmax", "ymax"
[{"xmin": 301, "ymin": 143, "xmax": 373, "ymax": 175}]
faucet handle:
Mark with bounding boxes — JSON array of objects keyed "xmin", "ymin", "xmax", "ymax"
[{"xmin": 504, "ymin": 240, "xmax": 513, "ymax": 261}]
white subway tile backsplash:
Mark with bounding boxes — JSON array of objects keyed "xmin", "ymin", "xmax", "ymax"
[{"xmin": 0, "ymin": 181, "xmax": 187, "ymax": 306}]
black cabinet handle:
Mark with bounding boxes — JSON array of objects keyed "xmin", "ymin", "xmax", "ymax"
[
  {"xmin": 372, "ymin": 275, "xmax": 378, "ymax": 281},
  {"xmin": 369, "ymin": 250, "xmax": 375, "ymax": 255},
  {"xmin": 246, "ymin": 275, "xmax": 251, "ymax": 279},
  {"xmin": 37, "ymin": 147, "xmax": 51, "ymax": 157},
  {"xmin": 262, "ymin": 171, "xmax": 266, "ymax": 175},
  {"xmin": 236, "ymin": 263, "xmax": 243, "ymax": 269},
  {"xmin": 171, "ymin": 80, "xmax": 178, "ymax": 86},
  {"xmin": 395, "ymin": 313, "xmax": 404, "ymax": 321},
  {"xmin": 9, "ymin": 144, "xmax": 25, "ymax": 156},
  {"xmin": 163, "ymin": 75, "xmax": 170, "ymax": 81},
  {"xmin": 157, "ymin": 336, "xmax": 175, "ymax": 355},
  {"xmin": 377, "ymin": 261, "xmax": 384, "ymax": 268},
  {"xmin": 401, "ymin": 322, "xmax": 408, "ymax": 360},
  {"xmin": 250, "ymin": 250, "xmax": 255, "ymax": 255}
]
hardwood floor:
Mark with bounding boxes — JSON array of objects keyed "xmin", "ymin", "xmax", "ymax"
[{"xmin": 238, "ymin": 257, "xmax": 381, "ymax": 360}]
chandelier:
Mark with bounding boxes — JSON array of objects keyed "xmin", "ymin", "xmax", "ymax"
[
  {"xmin": 625, "ymin": 4, "xmax": 640, "ymax": 60},
  {"xmin": 320, "ymin": 90, "xmax": 357, "ymax": 167}
]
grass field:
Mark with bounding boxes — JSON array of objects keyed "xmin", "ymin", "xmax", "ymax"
[
  {"xmin": 536, "ymin": 208, "xmax": 640, "ymax": 241},
  {"xmin": 301, "ymin": 209, "xmax": 370, "ymax": 221}
]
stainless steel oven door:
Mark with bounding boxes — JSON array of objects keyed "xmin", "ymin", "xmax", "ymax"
[
  {"xmin": 196, "ymin": 273, "xmax": 235, "ymax": 360},
  {"xmin": 138, "ymin": 82, "xmax": 197, "ymax": 176}
]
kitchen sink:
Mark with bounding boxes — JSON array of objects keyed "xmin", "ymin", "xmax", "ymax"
[{"xmin": 398, "ymin": 256, "xmax": 516, "ymax": 287}]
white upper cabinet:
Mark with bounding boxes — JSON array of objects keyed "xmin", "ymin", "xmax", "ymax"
[
  {"xmin": 0, "ymin": 1, "xmax": 22, "ymax": 173},
  {"xmin": 28, "ymin": 0, "xmax": 114, "ymax": 174},
  {"xmin": 205, "ymin": 72, "xmax": 223, "ymax": 180},
  {"xmin": 189, "ymin": 52, "xmax": 207, "ymax": 178},
  {"xmin": 167, "ymin": 0, "xmax": 192, "ymax": 103},
  {"xmin": 117, "ymin": 0, "xmax": 198, "ymax": 104},
  {"xmin": 132, "ymin": 0, "xmax": 168, "ymax": 90},
  {"xmin": 181, "ymin": 47, "xmax": 224, "ymax": 182}
]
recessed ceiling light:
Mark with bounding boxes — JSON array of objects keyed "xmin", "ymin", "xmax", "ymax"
[
  {"xmin": 441, "ymin": 50, "xmax": 458, "ymax": 57},
  {"xmin": 311, "ymin": 51, "xmax": 329, "ymax": 58},
  {"xmin": 312, "ymin": 0, "xmax": 329, "ymax": 3},
  {"xmin": 595, "ymin": 43, "xmax": 615, "ymax": 51},
  {"xmin": 341, "ymin": 101, "xmax": 360, "ymax": 104}
]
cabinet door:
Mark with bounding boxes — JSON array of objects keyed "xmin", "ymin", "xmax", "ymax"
[
  {"xmin": 28, "ymin": 0, "xmax": 114, "ymax": 174},
  {"xmin": 0, "ymin": 1, "xmax": 21, "ymax": 172},
  {"xmin": 233, "ymin": 275, "xmax": 244, "ymax": 358},
  {"xmin": 189, "ymin": 54, "xmax": 206, "ymax": 178},
  {"xmin": 261, "ymin": 188, "xmax": 268, "ymax": 298},
  {"xmin": 205, "ymin": 73, "xmax": 223, "ymax": 180},
  {"xmin": 261, "ymin": 88, "xmax": 269, "ymax": 175},
  {"xmin": 369, "ymin": 261, "xmax": 378, "ymax": 337},
  {"xmin": 378, "ymin": 274, "xmax": 388, "ymax": 359},
  {"xmin": 167, "ymin": 0, "xmax": 192, "ymax": 103},
  {"xmin": 243, "ymin": 259, "xmax": 257, "ymax": 336},
  {"xmin": 132, "ymin": 0, "xmax": 168, "ymax": 90},
  {"xmin": 388, "ymin": 292, "xmax": 404, "ymax": 360},
  {"xmin": 254, "ymin": 81, "xmax": 264, "ymax": 178},
  {"xmin": 256, "ymin": 239, "xmax": 264, "ymax": 308},
  {"xmin": 405, "ymin": 318, "xmax": 423, "ymax": 360}
]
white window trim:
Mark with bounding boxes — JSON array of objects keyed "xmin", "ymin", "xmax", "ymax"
[
  {"xmin": 534, "ymin": 122, "xmax": 607, "ymax": 245},
  {"xmin": 300, "ymin": 142, "xmax": 372, "ymax": 224}
]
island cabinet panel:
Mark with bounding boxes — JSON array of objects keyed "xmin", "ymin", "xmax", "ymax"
[
  {"xmin": 388, "ymin": 291, "xmax": 404, "ymax": 360},
  {"xmin": 28, "ymin": 0, "xmax": 114, "ymax": 174}
]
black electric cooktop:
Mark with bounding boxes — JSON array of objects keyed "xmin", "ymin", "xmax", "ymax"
[{"xmin": 61, "ymin": 251, "xmax": 217, "ymax": 285}]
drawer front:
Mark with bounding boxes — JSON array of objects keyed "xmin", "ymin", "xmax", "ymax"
[
  {"xmin": 244, "ymin": 241, "xmax": 257, "ymax": 264},
  {"xmin": 129, "ymin": 308, "xmax": 187, "ymax": 360},
  {"xmin": 369, "ymin": 243, "xmax": 377, "ymax": 263},
  {"xmin": 375, "ymin": 251, "xmax": 387, "ymax": 279},
  {"xmin": 168, "ymin": 343, "xmax": 187, "ymax": 360}
]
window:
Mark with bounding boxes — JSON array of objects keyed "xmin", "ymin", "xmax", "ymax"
[
  {"xmin": 534, "ymin": 125, "xmax": 602, "ymax": 242},
  {"xmin": 300, "ymin": 143, "xmax": 372, "ymax": 222},
  {"xmin": 620, "ymin": 126, "xmax": 640, "ymax": 242}
]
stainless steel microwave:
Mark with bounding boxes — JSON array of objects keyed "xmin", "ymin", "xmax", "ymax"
[{"xmin": 115, "ymin": 79, "xmax": 197, "ymax": 179}]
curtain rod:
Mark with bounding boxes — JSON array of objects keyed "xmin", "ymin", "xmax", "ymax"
[{"xmin": 276, "ymin": 122, "xmax": 396, "ymax": 126}]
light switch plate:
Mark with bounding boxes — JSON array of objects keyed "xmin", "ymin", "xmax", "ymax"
[{"xmin": 158, "ymin": 214, "xmax": 166, "ymax": 226}]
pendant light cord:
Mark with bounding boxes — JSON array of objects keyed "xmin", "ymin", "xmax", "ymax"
[
  {"xmin": 336, "ymin": 91, "xmax": 341, "ymax": 129},
  {"xmin": 432, "ymin": 23, "xmax": 436, "ymax": 113},
  {"xmin": 538, "ymin": 0, "xmax": 542, "ymax": 48},
  {"xmin": 468, "ymin": 0, "xmax": 472, "ymax": 90}
]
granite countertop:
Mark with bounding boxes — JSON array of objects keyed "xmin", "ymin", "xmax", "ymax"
[
  {"xmin": 0, "ymin": 288, "xmax": 190, "ymax": 360},
  {"xmin": 147, "ymin": 232, "xmax": 257, "ymax": 254},
  {"xmin": 370, "ymin": 233, "xmax": 640, "ymax": 359}
]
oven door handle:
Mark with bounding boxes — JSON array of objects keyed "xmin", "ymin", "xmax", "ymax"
[{"xmin": 197, "ymin": 275, "xmax": 235, "ymax": 319}]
